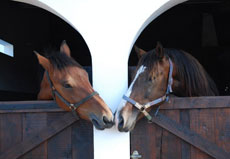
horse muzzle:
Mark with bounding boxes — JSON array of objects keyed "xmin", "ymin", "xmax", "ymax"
[
  {"xmin": 90, "ymin": 114, "xmax": 114, "ymax": 130},
  {"xmin": 116, "ymin": 110, "xmax": 137, "ymax": 132}
]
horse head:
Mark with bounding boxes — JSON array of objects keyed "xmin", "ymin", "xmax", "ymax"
[
  {"xmin": 36, "ymin": 41, "xmax": 114, "ymax": 130},
  {"xmin": 116, "ymin": 42, "xmax": 218, "ymax": 132}
]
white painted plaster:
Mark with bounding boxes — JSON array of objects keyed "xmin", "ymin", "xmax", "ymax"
[{"xmin": 14, "ymin": 0, "xmax": 187, "ymax": 158}]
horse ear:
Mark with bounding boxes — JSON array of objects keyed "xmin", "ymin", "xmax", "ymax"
[
  {"xmin": 134, "ymin": 45, "xmax": 147, "ymax": 59},
  {"xmin": 155, "ymin": 41, "xmax": 164, "ymax": 59},
  {"xmin": 60, "ymin": 40, "xmax": 71, "ymax": 57},
  {"xmin": 34, "ymin": 51, "xmax": 51, "ymax": 70}
]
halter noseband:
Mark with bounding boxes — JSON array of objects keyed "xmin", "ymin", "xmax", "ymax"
[
  {"xmin": 123, "ymin": 58, "xmax": 173, "ymax": 122},
  {"xmin": 45, "ymin": 71, "xmax": 98, "ymax": 118}
]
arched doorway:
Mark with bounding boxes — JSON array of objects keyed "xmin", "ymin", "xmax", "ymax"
[
  {"xmin": 0, "ymin": 2, "xmax": 94, "ymax": 159},
  {"xmin": 129, "ymin": 0, "xmax": 230, "ymax": 95},
  {"xmin": 129, "ymin": 1, "xmax": 230, "ymax": 158},
  {"xmin": 0, "ymin": 1, "xmax": 92, "ymax": 101}
]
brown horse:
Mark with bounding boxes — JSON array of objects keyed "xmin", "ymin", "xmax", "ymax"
[
  {"xmin": 36, "ymin": 41, "xmax": 114, "ymax": 130},
  {"xmin": 116, "ymin": 42, "xmax": 219, "ymax": 132}
]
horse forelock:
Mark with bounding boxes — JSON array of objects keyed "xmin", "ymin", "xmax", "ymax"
[
  {"xmin": 137, "ymin": 49, "xmax": 159, "ymax": 72},
  {"xmin": 45, "ymin": 51, "xmax": 82, "ymax": 71}
]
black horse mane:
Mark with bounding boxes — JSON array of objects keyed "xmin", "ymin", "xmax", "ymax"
[
  {"xmin": 45, "ymin": 50, "xmax": 82, "ymax": 70},
  {"xmin": 138, "ymin": 48, "xmax": 219, "ymax": 96}
]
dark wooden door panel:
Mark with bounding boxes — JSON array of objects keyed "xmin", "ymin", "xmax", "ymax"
[
  {"xmin": 0, "ymin": 102, "xmax": 93, "ymax": 159},
  {"xmin": 131, "ymin": 97, "xmax": 230, "ymax": 159}
]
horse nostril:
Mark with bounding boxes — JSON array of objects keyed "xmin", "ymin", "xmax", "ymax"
[
  {"xmin": 118, "ymin": 115, "xmax": 124, "ymax": 131},
  {"xmin": 103, "ymin": 116, "xmax": 109, "ymax": 123},
  {"xmin": 103, "ymin": 116, "xmax": 114, "ymax": 128},
  {"xmin": 90, "ymin": 114, "xmax": 105, "ymax": 130}
]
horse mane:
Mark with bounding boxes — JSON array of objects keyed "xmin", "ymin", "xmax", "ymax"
[
  {"xmin": 45, "ymin": 50, "xmax": 82, "ymax": 70},
  {"xmin": 138, "ymin": 48, "xmax": 219, "ymax": 96}
]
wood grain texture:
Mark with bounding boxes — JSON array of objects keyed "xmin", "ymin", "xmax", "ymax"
[
  {"xmin": 72, "ymin": 120, "xmax": 94, "ymax": 159},
  {"xmin": 1, "ymin": 96, "xmax": 230, "ymax": 113},
  {"xmin": 214, "ymin": 109, "xmax": 230, "ymax": 152},
  {"xmin": 0, "ymin": 112, "xmax": 78, "ymax": 159},
  {"xmin": 161, "ymin": 96, "xmax": 230, "ymax": 109},
  {"xmin": 20, "ymin": 113, "xmax": 48, "ymax": 159},
  {"xmin": 0, "ymin": 100, "xmax": 63, "ymax": 113},
  {"xmin": 190, "ymin": 109, "xmax": 216, "ymax": 159},
  {"xmin": 131, "ymin": 108, "xmax": 230, "ymax": 159},
  {"xmin": 1, "ymin": 97, "xmax": 230, "ymax": 159},
  {"xmin": 0, "ymin": 100, "xmax": 94, "ymax": 159},
  {"xmin": 0, "ymin": 114, "xmax": 22, "ymax": 153},
  {"xmin": 155, "ymin": 112, "xmax": 229, "ymax": 159},
  {"xmin": 180, "ymin": 110, "xmax": 191, "ymax": 159},
  {"xmin": 47, "ymin": 113, "xmax": 72, "ymax": 159},
  {"xmin": 131, "ymin": 118, "xmax": 159, "ymax": 159},
  {"xmin": 161, "ymin": 110, "xmax": 181, "ymax": 159}
]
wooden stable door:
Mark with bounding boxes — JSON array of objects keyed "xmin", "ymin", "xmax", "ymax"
[
  {"xmin": 131, "ymin": 96, "xmax": 230, "ymax": 159},
  {"xmin": 0, "ymin": 101, "xmax": 93, "ymax": 159},
  {"xmin": 1, "ymin": 97, "xmax": 230, "ymax": 159}
]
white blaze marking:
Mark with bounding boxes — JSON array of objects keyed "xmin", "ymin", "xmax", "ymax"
[
  {"xmin": 125, "ymin": 65, "xmax": 146, "ymax": 98},
  {"xmin": 116, "ymin": 65, "xmax": 146, "ymax": 121}
]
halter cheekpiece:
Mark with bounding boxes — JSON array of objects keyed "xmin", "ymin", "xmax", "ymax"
[
  {"xmin": 45, "ymin": 71, "xmax": 98, "ymax": 118},
  {"xmin": 123, "ymin": 58, "xmax": 173, "ymax": 122}
]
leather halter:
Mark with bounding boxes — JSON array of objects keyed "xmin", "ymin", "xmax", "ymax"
[
  {"xmin": 123, "ymin": 58, "xmax": 173, "ymax": 122},
  {"xmin": 45, "ymin": 71, "xmax": 98, "ymax": 118}
]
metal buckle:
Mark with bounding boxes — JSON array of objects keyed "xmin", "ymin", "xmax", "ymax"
[
  {"xmin": 69, "ymin": 104, "xmax": 76, "ymax": 110},
  {"xmin": 69, "ymin": 104, "xmax": 79, "ymax": 118},
  {"xmin": 140, "ymin": 106, "xmax": 145, "ymax": 112},
  {"xmin": 135, "ymin": 102, "xmax": 143, "ymax": 110}
]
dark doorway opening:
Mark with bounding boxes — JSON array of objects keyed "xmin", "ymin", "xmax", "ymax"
[
  {"xmin": 0, "ymin": 1, "xmax": 92, "ymax": 100},
  {"xmin": 129, "ymin": 0, "xmax": 230, "ymax": 95}
]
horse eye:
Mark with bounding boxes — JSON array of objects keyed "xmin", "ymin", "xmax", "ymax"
[{"xmin": 63, "ymin": 83, "xmax": 72, "ymax": 88}]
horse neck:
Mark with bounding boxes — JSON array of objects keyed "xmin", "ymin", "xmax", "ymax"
[
  {"xmin": 37, "ymin": 72, "xmax": 53, "ymax": 100},
  {"xmin": 171, "ymin": 78, "xmax": 187, "ymax": 97}
]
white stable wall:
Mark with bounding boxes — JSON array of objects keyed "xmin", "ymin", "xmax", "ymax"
[{"xmin": 14, "ymin": 0, "xmax": 187, "ymax": 158}]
